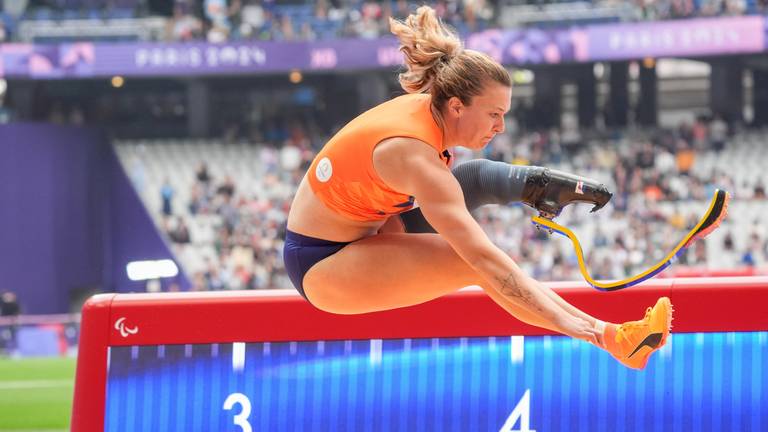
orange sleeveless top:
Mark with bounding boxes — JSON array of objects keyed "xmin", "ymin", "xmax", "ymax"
[{"xmin": 307, "ymin": 93, "xmax": 451, "ymax": 222}]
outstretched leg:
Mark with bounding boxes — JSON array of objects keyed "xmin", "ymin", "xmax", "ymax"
[
  {"xmin": 395, "ymin": 160, "xmax": 611, "ymax": 330},
  {"xmin": 303, "ymin": 233, "xmax": 561, "ymax": 332},
  {"xmin": 373, "ymin": 161, "xmax": 670, "ymax": 369},
  {"xmin": 302, "ymin": 232, "xmax": 672, "ymax": 369}
]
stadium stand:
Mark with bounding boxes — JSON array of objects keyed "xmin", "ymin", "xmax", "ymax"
[
  {"xmin": 4, "ymin": 0, "xmax": 766, "ymax": 43},
  {"xmin": 114, "ymin": 122, "xmax": 768, "ymax": 291}
]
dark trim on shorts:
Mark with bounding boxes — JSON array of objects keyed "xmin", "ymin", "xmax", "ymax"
[{"xmin": 283, "ymin": 229, "xmax": 351, "ymax": 302}]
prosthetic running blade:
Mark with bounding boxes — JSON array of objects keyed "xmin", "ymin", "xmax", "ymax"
[{"xmin": 531, "ymin": 189, "xmax": 730, "ymax": 291}]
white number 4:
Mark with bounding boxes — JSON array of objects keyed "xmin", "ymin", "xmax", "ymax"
[
  {"xmin": 499, "ymin": 389, "xmax": 536, "ymax": 432},
  {"xmin": 223, "ymin": 393, "xmax": 253, "ymax": 432}
]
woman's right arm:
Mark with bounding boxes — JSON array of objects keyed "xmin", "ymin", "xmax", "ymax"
[{"xmin": 374, "ymin": 139, "xmax": 600, "ymax": 343}]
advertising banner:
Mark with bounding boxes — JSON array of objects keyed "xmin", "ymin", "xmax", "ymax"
[
  {"xmin": 587, "ymin": 16, "xmax": 765, "ymax": 60},
  {"xmin": 1, "ymin": 16, "xmax": 766, "ymax": 79}
]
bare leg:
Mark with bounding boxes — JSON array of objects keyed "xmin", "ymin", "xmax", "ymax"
[
  {"xmin": 304, "ymin": 233, "xmax": 589, "ymax": 336},
  {"xmin": 378, "ymin": 217, "xmax": 603, "ymax": 328},
  {"xmin": 390, "ymin": 160, "xmax": 613, "ymax": 327}
]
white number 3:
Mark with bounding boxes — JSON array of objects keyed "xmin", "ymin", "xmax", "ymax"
[{"xmin": 223, "ymin": 393, "xmax": 253, "ymax": 432}]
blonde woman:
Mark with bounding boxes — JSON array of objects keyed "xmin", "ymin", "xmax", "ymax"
[{"xmin": 284, "ymin": 5, "xmax": 671, "ymax": 370}]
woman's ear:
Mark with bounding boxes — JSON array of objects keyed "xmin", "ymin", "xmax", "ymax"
[{"xmin": 447, "ymin": 96, "xmax": 463, "ymax": 117}]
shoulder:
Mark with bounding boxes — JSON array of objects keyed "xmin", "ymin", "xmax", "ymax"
[
  {"xmin": 374, "ymin": 137, "xmax": 441, "ymax": 166},
  {"xmin": 373, "ymin": 137, "xmax": 450, "ymax": 193}
]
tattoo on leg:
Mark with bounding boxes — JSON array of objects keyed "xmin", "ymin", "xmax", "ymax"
[{"xmin": 496, "ymin": 272, "xmax": 542, "ymax": 313}]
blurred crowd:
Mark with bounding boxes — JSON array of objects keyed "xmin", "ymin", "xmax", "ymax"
[
  {"xmin": 182, "ymin": 0, "xmax": 495, "ymax": 43},
  {"xmin": 155, "ymin": 116, "xmax": 767, "ymax": 292},
  {"xmin": 491, "ymin": 114, "xmax": 764, "ymax": 205},
  {"xmin": 625, "ymin": 0, "xmax": 765, "ymax": 21},
  {"xmin": 479, "ymin": 114, "xmax": 766, "ymax": 280},
  {"xmin": 0, "ymin": 0, "xmax": 496, "ymax": 43},
  {"xmin": 3, "ymin": 0, "xmax": 768, "ymax": 44},
  {"xmin": 161, "ymin": 133, "xmax": 315, "ymax": 291}
]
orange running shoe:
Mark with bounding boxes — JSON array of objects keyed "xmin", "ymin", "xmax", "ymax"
[{"xmin": 604, "ymin": 297, "xmax": 673, "ymax": 370}]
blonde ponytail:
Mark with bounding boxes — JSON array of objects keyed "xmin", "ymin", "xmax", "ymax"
[
  {"xmin": 389, "ymin": 5, "xmax": 510, "ymax": 108},
  {"xmin": 389, "ymin": 6, "xmax": 462, "ymax": 94}
]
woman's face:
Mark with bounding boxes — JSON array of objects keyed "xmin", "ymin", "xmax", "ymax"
[{"xmin": 446, "ymin": 83, "xmax": 511, "ymax": 150}]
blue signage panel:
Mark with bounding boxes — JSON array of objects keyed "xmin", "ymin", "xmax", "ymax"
[{"xmin": 105, "ymin": 332, "xmax": 766, "ymax": 431}]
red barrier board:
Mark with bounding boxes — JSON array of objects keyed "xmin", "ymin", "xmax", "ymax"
[{"xmin": 71, "ymin": 276, "xmax": 768, "ymax": 431}]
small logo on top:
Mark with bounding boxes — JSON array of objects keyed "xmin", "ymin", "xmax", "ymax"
[
  {"xmin": 316, "ymin": 157, "xmax": 333, "ymax": 183},
  {"xmin": 114, "ymin": 317, "xmax": 139, "ymax": 338}
]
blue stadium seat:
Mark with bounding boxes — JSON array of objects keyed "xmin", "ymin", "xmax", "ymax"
[
  {"xmin": 108, "ymin": 8, "xmax": 136, "ymax": 19},
  {"xmin": 27, "ymin": 8, "xmax": 55, "ymax": 21},
  {"xmin": 61, "ymin": 10, "xmax": 81, "ymax": 21},
  {"xmin": 315, "ymin": 20, "xmax": 343, "ymax": 40},
  {"xmin": 0, "ymin": 13, "xmax": 16, "ymax": 37},
  {"xmin": 86, "ymin": 9, "xmax": 103, "ymax": 20}
]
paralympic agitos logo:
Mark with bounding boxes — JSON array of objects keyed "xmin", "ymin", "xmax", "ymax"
[{"xmin": 114, "ymin": 317, "xmax": 139, "ymax": 338}]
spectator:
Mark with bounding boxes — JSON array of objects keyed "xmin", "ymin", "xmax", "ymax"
[
  {"xmin": 196, "ymin": 161, "xmax": 212, "ymax": 185},
  {"xmin": 169, "ymin": 1, "xmax": 203, "ymax": 41},
  {"xmin": 168, "ymin": 216, "xmax": 191, "ymax": 244},
  {"xmin": 161, "ymin": 178, "xmax": 174, "ymax": 216},
  {"xmin": 238, "ymin": 0, "xmax": 265, "ymax": 38},
  {"xmin": 719, "ymin": 231, "xmax": 739, "ymax": 268},
  {"xmin": 128, "ymin": 155, "xmax": 146, "ymax": 196},
  {"xmin": 192, "ymin": 271, "xmax": 207, "ymax": 291},
  {"xmin": 0, "ymin": 291, "xmax": 20, "ymax": 356},
  {"xmin": 205, "ymin": 0, "xmax": 233, "ymax": 41},
  {"xmin": 741, "ymin": 240, "xmax": 762, "ymax": 267},
  {"xmin": 217, "ymin": 175, "xmax": 236, "ymax": 198},
  {"xmin": 189, "ymin": 182, "xmax": 210, "ymax": 215},
  {"xmin": 691, "ymin": 116, "xmax": 709, "ymax": 149},
  {"xmin": 710, "ymin": 114, "xmax": 728, "ymax": 152},
  {"xmin": 0, "ymin": 291, "xmax": 20, "ymax": 317},
  {"xmin": 755, "ymin": 180, "xmax": 766, "ymax": 199},
  {"xmin": 675, "ymin": 140, "xmax": 695, "ymax": 175}
]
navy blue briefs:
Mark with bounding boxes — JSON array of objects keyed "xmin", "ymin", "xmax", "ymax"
[{"xmin": 283, "ymin": 229, "xmax": 351, "ymax": 302}]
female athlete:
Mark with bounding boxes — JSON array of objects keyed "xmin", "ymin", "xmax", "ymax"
[{"xmin": 284, "ymin": 5, "xmax": 671, "ymax": 370}]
